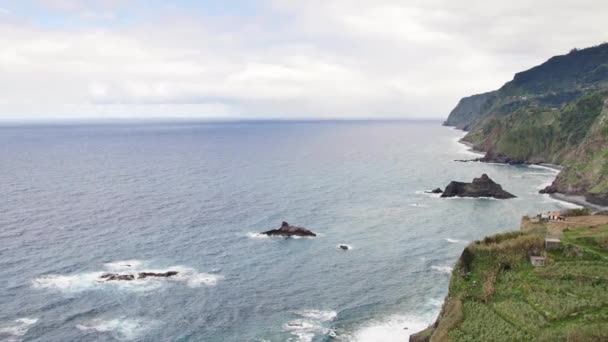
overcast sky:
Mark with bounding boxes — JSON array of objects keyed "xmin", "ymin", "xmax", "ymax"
[{"xmin": 0, "ymin": 0, "xmax": 606, "ymax": 121}]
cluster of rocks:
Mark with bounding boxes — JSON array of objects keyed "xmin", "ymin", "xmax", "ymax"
[
  {"xmin": 100, "ymin": 271, "xmax": 179, "ymax": 282},
  {"xmin": 260, "ymin": 222, "xmax": 355, "ymax": 252},
  {"xmin": 429, "ymin": 174, "xmax": 516, "ymax": 199},
  {"xmin": 262, "ymin": 221, "xmax": 317, "ymax": 237}
]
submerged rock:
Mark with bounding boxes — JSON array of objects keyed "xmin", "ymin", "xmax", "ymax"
[
  {"xmin": 262, "ymin": 221, "xmax": 317, "ymax": 237},
  {"xmin": 427, "ymin": 188, "xmax": 443, "ymax": 194},
  {"xmin": 338, "ymin": 245, "xmax": 350, "ymax": 251},
  {"xmin": 100, "ymin": 273, "xmax": 135, "ymax": 281},
  {"xmin": 138, "ymin": 271, "xmax": 179, "ymax": 279},
  {"xmin": 99, "ymin": 271, "xmax": 179, "ymax": 281},
  {"xmin": 441, "ymin": 174, "xmax": 516, "ymax": 199}
]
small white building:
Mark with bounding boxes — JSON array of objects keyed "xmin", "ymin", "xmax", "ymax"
[
  {"xmin": 545, "ymin": 237, "xmax": 561, "ymax": 250},
  {"xmin": 530, "ymin": 256, "xmax": 546, "ymax": 267}
]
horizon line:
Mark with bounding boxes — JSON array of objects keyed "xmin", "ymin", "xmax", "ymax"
[{"xmin": 0, "ymin": 116, "xmax": 447, "ymax": 126}]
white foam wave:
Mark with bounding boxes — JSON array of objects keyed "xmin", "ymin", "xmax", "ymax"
[
  {"xmin": 442, "ymin": 196, "xmax": 500, "ymax": 201},
  {"xmin": 542, "ymin": 195, "xmax": 584, "ymax": 209},
  {"xmin": 427, "ymin": 297, "xmax": 444, "ymax": 308},
  {"xmin": 352, "ymin": 315, "xmax": 430, "ymax": 342},
  {"xmin": 76, "ymin": 317, "xmax": 152, "ymax": 341},
  {"xmin": 445, "ymin": 238, "xmax": 467, "ymax": 244},
  {"xmin": 32, "ymin": 261, "xmax": 222, "ymax": 293},
  {"xmin": 522, "ymin": 172, "xmax": 553, "ymax": 177},
  {"xmin": 295, "ymin": 310, "xmax": 337, "ymax": 322},
  {"xmin": 409, "ymin": 203, "xmax": 427, "ymax": 208},
  {"xmin": 247, "ymin": 232, "xmax": 270, "ymax": 239},
  {"xmin": 104, "ymin": 260, "xmax": 145, "ymax": 272},
  {"xmin": 283, "ymin": 310, "xmax": 336, "ymax": 342},
  {"xmin": 431, "ymin": 265, "xmax": 453, "ymax": 274},
  {"xmin": 0, "ymin": 318, "xmax": 38, "ymax": 339},
  {"xmin": 414, "ymin": 190, "xmax": 441, "ymax": 198},
  {"xmin": 528, "ymin": 164, "xmax": 561, "ymax": 174},
  {"xmin": 453, "ymin": 136, "xmax": 484, "ymax": 157}
]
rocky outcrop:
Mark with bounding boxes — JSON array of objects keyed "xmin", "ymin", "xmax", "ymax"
[
  {"xmin": 262, "ymin": 222, "xmax": 317, "ymax": 237},
  {"xmin": 427, "ymin": 188, "xmax": 443, "ymax": 194},
  {"xmin": 138, "ymin": 271, "xmax": 178, "ymax": 279},
  {"xmin": 100, "ymin": 273, "xmax": 135, "ymax": 281},
  {"xmin": 441, "ymin": 174, "xmax": 516, "ymax": 199},
  {"xmin": 100, "ymin": 271, "xmax": 179, "ymax": 281},
  {"xmin": 475, "ymin": 150, "xmax": 527, "ymax": 165}
]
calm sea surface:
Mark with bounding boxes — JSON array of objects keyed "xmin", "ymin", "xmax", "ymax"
[{"xmin": 0, "ymin": 120, "xmax": 572, "ymax": 341}]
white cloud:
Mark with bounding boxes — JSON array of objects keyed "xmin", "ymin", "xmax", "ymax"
[{"xmin": 0, "ymin": 1, "xmax": 607, "ymax": 120}]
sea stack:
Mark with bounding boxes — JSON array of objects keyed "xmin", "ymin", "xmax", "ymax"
[
  {"xmin": 262, "ymin": 222, "xmax": 317, "ymax": 237},
  {"xmin": 441, "ymin": 174, "xmax": 515, "ymax": 199}
]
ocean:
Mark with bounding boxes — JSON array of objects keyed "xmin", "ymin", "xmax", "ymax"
[{"xmin": 0, "ymin": 120, "xmax": 575, "ymax": 341}]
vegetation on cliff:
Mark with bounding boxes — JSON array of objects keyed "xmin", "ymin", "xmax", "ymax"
[
  {"xmin": 444, "ymin": 43, "xmax": 608, "ymax": 205},
  {"xmin": 411, "ymin": 226, "xmax": 608, "ymax": 341}
]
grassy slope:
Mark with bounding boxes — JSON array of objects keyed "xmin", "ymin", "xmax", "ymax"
[{"xmin": 415, "ymin": 228, "xmax": 608, "ymax": 342}]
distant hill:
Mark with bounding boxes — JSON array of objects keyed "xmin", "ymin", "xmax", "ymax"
[{"xmin": 444, "ymin": 43, "xmax": 608, "ymax": 205}]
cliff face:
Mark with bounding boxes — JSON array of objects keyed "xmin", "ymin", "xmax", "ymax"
[
  {"xmin": 443, "ymin": 91, "xmax": 497, "ymax": 130},
  {"xmin": 445, "ymin": 43, "xmax": 608, "ymax": 205}
]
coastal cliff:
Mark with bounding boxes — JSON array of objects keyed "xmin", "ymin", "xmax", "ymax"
[
  {"xmin": 444, "ymin": 43, "xmax": 608, "ymax": 205},
  {"xmin": 410, "ymin": 227, "xmax": 608, "ymax": 341}
]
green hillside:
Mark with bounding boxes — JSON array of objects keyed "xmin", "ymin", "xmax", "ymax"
[
  {"xmin": 444, "ymin": 43, "xmax": 608, "ymax": 205},
  {"xmin": 411, "ymin": 227, "xmax": 608, "ymax": 342}
]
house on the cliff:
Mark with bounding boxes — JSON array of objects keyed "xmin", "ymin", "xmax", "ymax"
[{"xmin": 548, "ymin": 212, "xmax": 564, "ymax": 221}]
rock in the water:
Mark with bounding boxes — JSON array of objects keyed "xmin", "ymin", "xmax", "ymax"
[
  {"xmin": 138, "ymin": 271, "xmax": 179, "ymax": 279},
  {"xmin": 477, "ymin": 150, "xmax": 527, "ymax": 164},
  {"xmin": 539, "ymin": 184, "xmax": 558, "ymax": 194},
  {"xmin": 100, "ymin": 273, "xmax": 135, "ymax": 281},
  {"xmin": 99, "ymin": 271, "xmax": 179, "ymax": 281},
  {"xmin": 339, "ymin": 245, "xmax": 350, "ymax": 251},
  {"xmin": 262, "ymin": 221, "xmax": 317, "ymax": 237},
  {"xmin": 441, "ymin": 174, "xmax": 515, "ymax": 199},
  {"xmin": 427, "ymin": 188, "xmax": 443, "ymax": 194}
]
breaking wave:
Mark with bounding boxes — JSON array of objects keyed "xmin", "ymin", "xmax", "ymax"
[
  {"xmin": 0, "ymin": 318, "xmax": 38, "ymax": 341},
  {"xmin": 32, "ymin": 260, "xmax": 222, "ymax": 293},
  {"xmin": 283, "ymin": 310, "xmax": 336, "ymax": 342},
  {"xmin": 76, "ymin": 317, "xmax": 154, "ymax": 341},
  {"xmin": 351, "ymin": 315, "xmax": 430, "ymax": 342},
  {"xmin": 431, "ymin": 265, "xmax": 453, "ymax": 274},
  {"xmin": 445, "ymin": 238, "xmax": 467, "ymax": 244}
]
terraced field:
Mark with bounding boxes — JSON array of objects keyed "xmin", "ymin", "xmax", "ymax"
[{"xmin": 413, "ymin": 226, "xmax": 608, "ymax": 341}]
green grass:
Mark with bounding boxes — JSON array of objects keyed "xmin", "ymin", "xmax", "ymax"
[
  {"xmin": 432, "ymin": 228, "xmax": 608, "ymax": 341},
  {"xmin": 563, "ymin": 226, "xmax": 608, "ymax": 258}
]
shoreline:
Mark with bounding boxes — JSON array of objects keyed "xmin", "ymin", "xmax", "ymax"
[
  {"xmin": 412, "ymin": 127, "xmax": 606, "ymax": 341},
  {"xmin": 549, "ymin": 192, "xmax": 608, "ymax": 211},
  {"xmin": 451, "ymin": 129, "xmax": 600, "ymax": 211}
]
